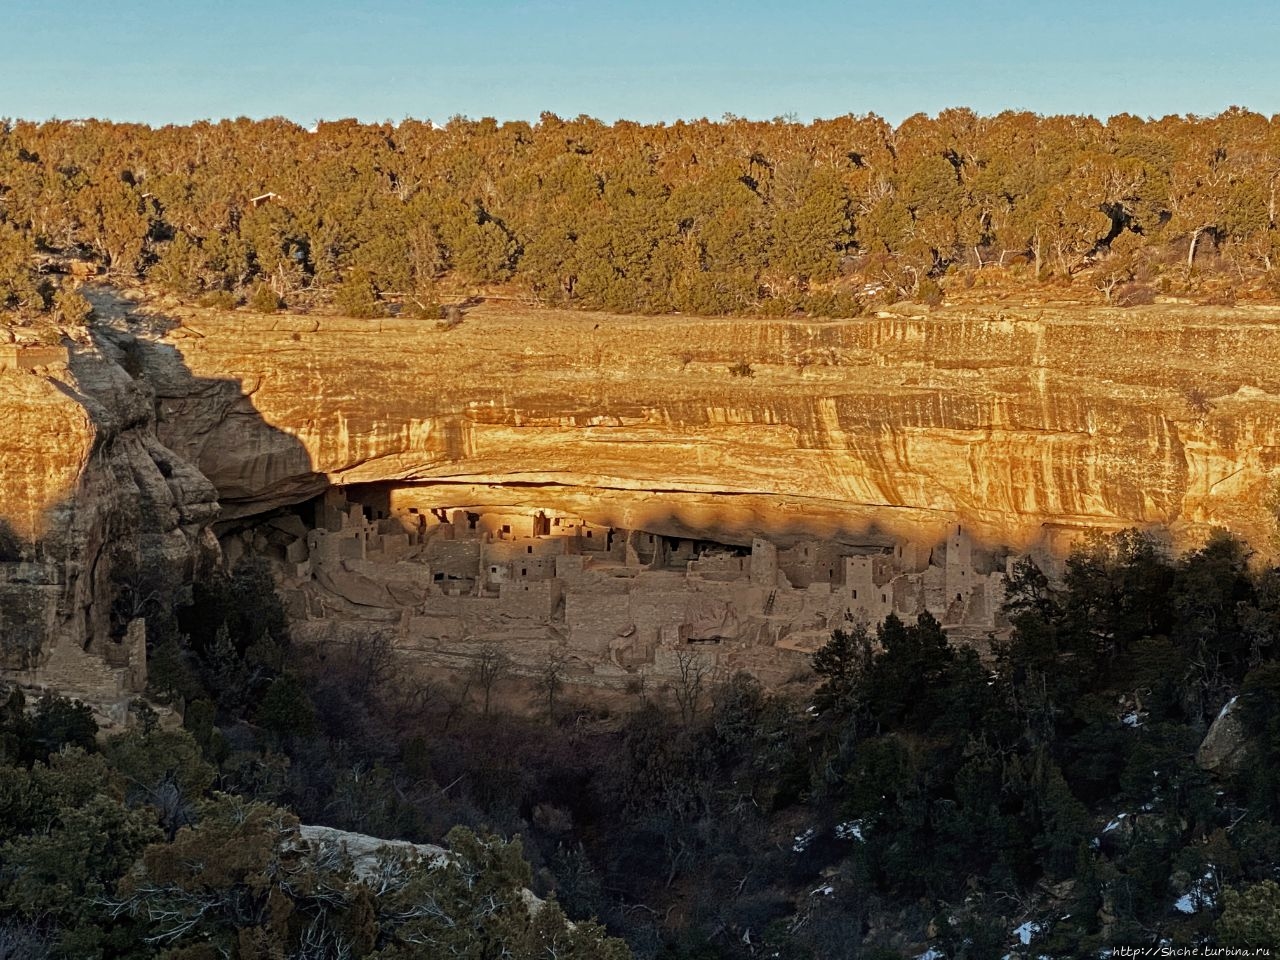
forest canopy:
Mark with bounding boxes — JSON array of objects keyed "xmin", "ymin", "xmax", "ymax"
[
  {"xmin": 3, "ymin": 109, "xmax": 1280, "ymax": 317},
  {"xmin": 9, "ymin": 530, "xmax": 1280, "ymax": 956}
]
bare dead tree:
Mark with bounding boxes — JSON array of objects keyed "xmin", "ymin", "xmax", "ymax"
[
  {"xmin": 0, "ymin": 921, "xmax": 52, "ymax": 960},
  {"xmin": 624, "ymin": 672, "xmax": 649, "ymax": 705},
  {"xmin": 470, "ymin": 644, "xmax": 510, "ymax": 718},
  {"xmin": 673, "ymin": 650, "xmax": 711, "ymax": 726},
  {"xmin": 384, "ymin": 675, "xmax": 439, "ymax": 728},
  {"xmin": 535, "ymin": 650, "xmax": 569, "ymax": 722},
  {"xmin": 346, "ymin": 629, "xmax": 397, "ymax": 698},
  {"xmin": 442, "ymin": 673, "xmax": 474, "ymax": 732}
]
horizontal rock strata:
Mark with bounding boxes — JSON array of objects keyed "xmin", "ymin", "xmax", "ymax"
[{"xmin": 144, "ymin": 300, "xmax": 1280, "ymax": 555}]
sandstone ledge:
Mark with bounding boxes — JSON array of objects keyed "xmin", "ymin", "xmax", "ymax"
[{"xmin": 148, "ymin": 299, "xmax": 1280, "ymax": 555}]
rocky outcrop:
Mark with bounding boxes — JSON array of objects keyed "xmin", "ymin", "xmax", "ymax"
[
  {"xmin": 297, "ymin": 824, "xmax": 447, "ymax": 877},
  {"xmin": 0, "ymin": 315, "xmax": 219, "ymax": 699},
  {"xmin": 10, "ymin": 291, "xmax": 1280, "ymax": 699},
  {"xmin": 297, "ymin": 824, "xmax": 547, "ymax": 914},
  {"xmin": 1197, "ymin": 696, "xmax": 1249, "ymax": 773},
  {"xmin": 140, "ymin": 299, "xmax": 1280, "ymax": 556}
]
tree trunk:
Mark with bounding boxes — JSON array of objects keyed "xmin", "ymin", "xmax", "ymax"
[{"xmin": 1188, "ymin": 227, "xmax": 1202, "ymax": 268}]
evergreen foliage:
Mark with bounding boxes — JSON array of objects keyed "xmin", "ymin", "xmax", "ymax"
[
  {"xmin": 247, "ymin": 282, "xmax": 281, "ymax": 313},
  {"xmin": 5, "ymin": 111, "xmax": 1280, "ymax": 317},
  {"xmin": 9, "ymin": 524, "xmax": 1280, "ymax": 955}
]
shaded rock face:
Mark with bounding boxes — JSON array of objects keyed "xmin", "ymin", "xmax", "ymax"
[
  {"xmin": 296, "ymin": 824, "xmax": 447, "ymax": 877},
  {"xmin": 0, "ymin": 322, "xmax": 219, "ymax": 696},
  {"xmin": 1197, "ymin": 696, "xmax": 1248, "ymax": 774},
  {"xmin": 145, "ymin": 301, "xmax": 1280, "ymax": 556}
]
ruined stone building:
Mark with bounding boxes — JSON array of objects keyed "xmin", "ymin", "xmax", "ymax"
[{"xmin": 247, "ymin": 485, "xmax": 1014, "ymax": 689}]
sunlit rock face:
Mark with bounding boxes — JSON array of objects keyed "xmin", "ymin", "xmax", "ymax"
[
  {"xmin": 147, "ymin": 300, "xmax": 1280, "ymax": 555},
  {"xmin": 0, "ymin": 353, "xmax": 91, "ymax": 544},
  {"xmin": 7, "ymin": 294, "xmax": 1279, "ymax": 699}
]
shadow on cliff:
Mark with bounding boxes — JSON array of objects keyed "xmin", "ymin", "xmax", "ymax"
[
  {"xmin": 0, "ymin": 289, "xmax": 325, "ymax": 664},
  {"xmin": 345, "ymin": 476, "xmax": 1018, "ymax": 564},
  {"xmin": 81, "ymin": 288, "xmax": 328, "ymax": 524},
  {"xmin": 0, "ymin": 517, "xmax": 21, "ymax": 561}
]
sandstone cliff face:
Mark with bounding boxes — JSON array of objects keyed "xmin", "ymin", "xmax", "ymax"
[
  {"xmin": 0, "ymin": 317, "xmax": 218, "ymax": 697},
  {"xmin": 144, "ymin": 300, "xmax": 1280, "ymax": 556},
  {"xmin": 7, "ymin": 292, "xmax": 1280, "ymax": 699}
]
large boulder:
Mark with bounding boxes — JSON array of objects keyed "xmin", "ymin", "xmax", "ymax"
[
  {"xmin": 297, "ymin": 824, "xmax": 446, "ymax": 879},
  {"xmin": 1197, "ymin": 696, "xmax": 1248, "ymax": 774}
]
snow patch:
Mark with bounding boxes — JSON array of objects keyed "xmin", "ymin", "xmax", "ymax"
[
  {"xmin": 1173, "ymin": 870, "xmax": 1217, "ymax": 915},
  {"xmin": 1012, "ymin": 920, "xmax": 1043, "ymax": 946},
  {"xmin": 1102, "ymin": 813, "xmax": 1128, "ymax": 833},
  {"xmin": 835, "ymin": 819, "xmax": 865, "ymax": 842},
  {"xmin": 810, "ymin": 884, "xmax": 834, "ymax": 896},
  {"xmin": 792, "ymin": 827, "xmax": 816, "ymax": 853}
]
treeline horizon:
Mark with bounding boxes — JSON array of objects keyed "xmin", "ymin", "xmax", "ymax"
[{"xmin": 4, "ymin": 107, "xmax": 1280, "ymax": 318}]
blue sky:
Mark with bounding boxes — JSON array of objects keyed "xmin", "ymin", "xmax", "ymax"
[{"xmin": 4, "ymin": 1, "xmax": 1277, "ymax": 125}]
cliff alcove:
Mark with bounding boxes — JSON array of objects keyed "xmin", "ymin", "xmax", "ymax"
[{"xmin": 6, "ymin": 288, "xmax": 1280, "ymax": 705}]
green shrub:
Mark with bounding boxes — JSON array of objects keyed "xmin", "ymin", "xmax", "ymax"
[
  {"xmin": 1218, "ymin": 880, "xmax": 1280, "ymax": 947},
  {"xmin": 53, "ymin": 287, "xmax": 94, "ymax": 326},
  {"xmin": 805, "ymin": 290, "xmax": 863, "ymax": 318},
  {"xmin": 197, "ymin": 289, "xmax": 238, "ymax": 310},
  {"xmin": 249, "ymin": 283, "xmax": 282, "ymax": 313},
  {"xmin": 408, "ymin": 284, "xmax": 443, "ymax": 320},
  {"xmin": 334, "ymin": 269, "xmax": 383, "ymax": 318}
]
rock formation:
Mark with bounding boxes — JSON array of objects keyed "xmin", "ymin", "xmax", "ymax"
[
  {"xmin": 0, "ymin": 312, "xmax": 218, "ymax": 704},
  {"xmin": 296, "ymin": 824, "xmax": 447, "ymax": 878},
  {"xmin": 7, "ymin": 289, "xmax": 1280, "ymax": 700},
  {"xmin": 140, "ymin": 299, "xmax": 1280, "ymax": 554},
  {"xmin": 1197, "ymin": 696, "xmax": 1249, "ymax": 773},
  {"xmin": 296, "ymin": 824, "xmax": 547, "ymax": 915}
]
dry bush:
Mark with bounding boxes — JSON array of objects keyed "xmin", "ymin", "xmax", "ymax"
[
  {"xmin": 1181, "ymin": 384, "xmax": 1216, "ymax": 417},
  {"xmin": 1113, "ymin": 282, "xmax": 1156, "ymax": 307},
  {"xmin": 198, "ymin": 290, "xmax": 238, "ymax": 310},
  {"xmin": 793, "ymin": 347, "xmax": 842, "ymax": 370},
  {"xmin": 917, "ymin": 277, "xmax": 944, "ymax": 306},
  {"xmin": 436, "ymin": 304, "xmax": 464, "ymax": 330}
]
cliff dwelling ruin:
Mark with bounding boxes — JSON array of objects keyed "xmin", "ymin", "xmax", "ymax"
[
  {"xmin": 223, "ymin": 483, "xmax": 1018, "ymax": 689},
  {"xmin": 5, "ymin": 292, "xmax": 1276, "ymax": 712}
]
